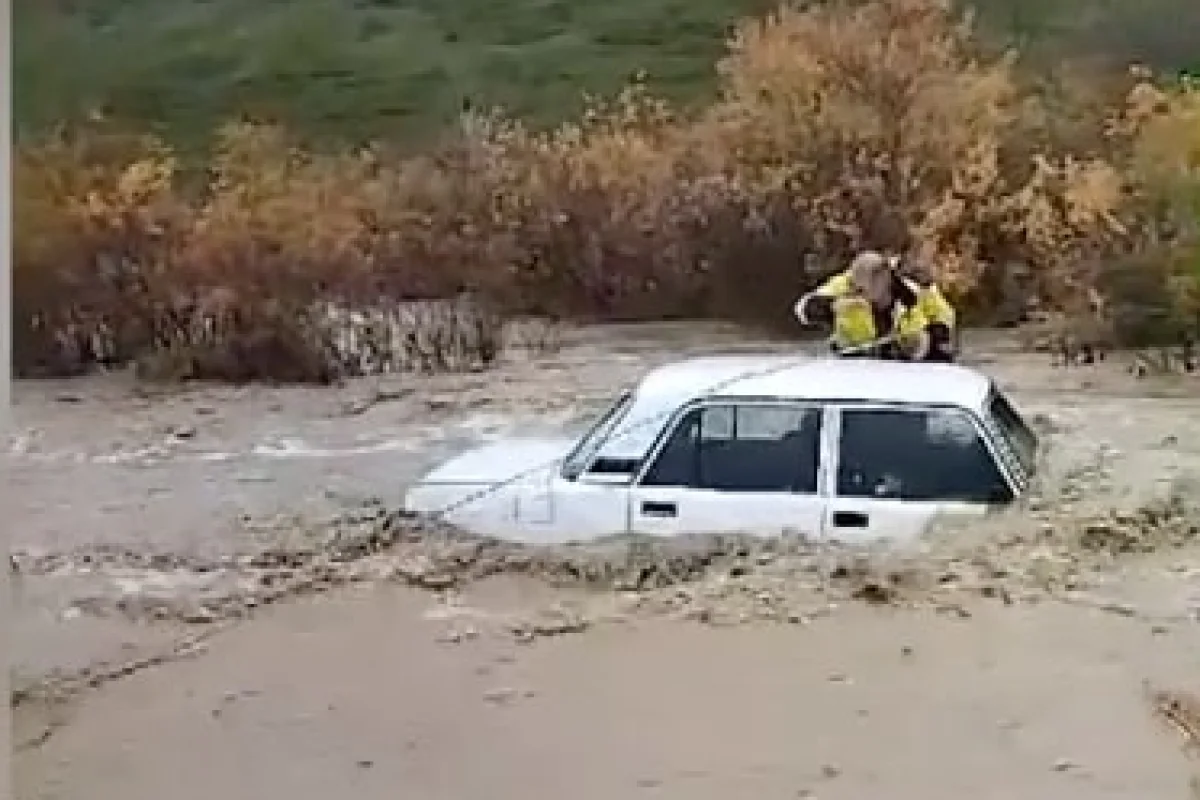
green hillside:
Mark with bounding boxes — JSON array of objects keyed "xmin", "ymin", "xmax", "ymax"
[{"xmin": 14, "ymin": 0, "xmax": 1200, "ymax": 148}]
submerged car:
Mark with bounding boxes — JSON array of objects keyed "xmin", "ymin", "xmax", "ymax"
[{"xmin": 404, "ymin": 355, "xmax": 1039, "ymax": 544}]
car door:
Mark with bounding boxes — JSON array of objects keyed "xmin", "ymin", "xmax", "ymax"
[
  {"xmin": 626, "ymin": 400, "xmax": 829, "ymax": 539},
  {"xmin": 823, "ymin": 404, "xmax": 1014, "ymax": 543}
]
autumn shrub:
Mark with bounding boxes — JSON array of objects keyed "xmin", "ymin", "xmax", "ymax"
[
  {"xmin": 13, "ymin": 0, "xmax": 1200, "ymax": 380},
  {"xmin": 13, "ymin": 123, "xmax": 518, "ymax": 380},
  {"xmin": 1092, "ymin": 77, "xmax": 1200, "ymax": 346},
  {"xmin": 13, "ymin": 127, "xmax": 188, "ymax": 374}
]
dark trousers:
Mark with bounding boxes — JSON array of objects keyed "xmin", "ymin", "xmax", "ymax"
[{"xmin": 830, "ymin": 339, "xmax": 957, "ymax": 363}]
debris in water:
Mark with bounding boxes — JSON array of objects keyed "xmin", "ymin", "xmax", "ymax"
[{"xmin": 1147, "ymin": 685, "xmax": 1200, "ymax": 757}]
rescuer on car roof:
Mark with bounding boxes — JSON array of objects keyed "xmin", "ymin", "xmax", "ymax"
[{"xmin": 793, "ymin": 250, "xmax": 958, "ymax": 362}]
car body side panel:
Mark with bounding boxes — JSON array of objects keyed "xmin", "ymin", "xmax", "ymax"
[
  {"xmin": 406, "ymin": 482, "xmax": 522, "ymax": 537},
  {"xmin": 627, "ymin": 485, "xmax": 826, "ymax": 539},
  {"xmin": 407, "ymin": 474, "xmax": 631, "ymax": 544},
  {"xmin": 823, "ymin": 499, "xmax": 990, "ymax": 544},
  {"xmin": 532, "ymin": 477, "xmax": 631, "ymax": 543}
]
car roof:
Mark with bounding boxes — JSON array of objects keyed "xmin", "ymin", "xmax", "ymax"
[{"xmin": 634, "ymin": 354, "xmax": 992, "ymax": 411}]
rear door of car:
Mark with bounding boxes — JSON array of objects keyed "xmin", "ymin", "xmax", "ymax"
[
  {"xmin": 625, "ymin": 399, "xmax": 830, "ymax": 539},
  {"xmin": 822, "ymin": 403, "xmax": 1015, "ymax": 543}
]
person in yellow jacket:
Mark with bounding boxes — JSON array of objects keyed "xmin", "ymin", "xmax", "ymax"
[{"xmin": 794, "ymin": 250, "xmax": 958, "ymax": 362}]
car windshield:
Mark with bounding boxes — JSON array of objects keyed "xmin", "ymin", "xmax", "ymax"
[
  {"xmin": 561, "ymin": 391, "xmax": 634, "ymax": 480},
  {"xmin": 988, "ymin": 391, "xmax": 1038, "ymax": 476}
]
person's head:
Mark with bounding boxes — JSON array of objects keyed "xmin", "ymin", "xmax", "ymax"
[{"xmin": 848, "ymin": 250, "xmax": 893, "ymax": 305}]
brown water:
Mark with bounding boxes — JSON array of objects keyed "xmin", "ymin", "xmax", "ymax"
[{"xmin": 9, "ymin": 322, "xmax": 1200, "ymax": 800}]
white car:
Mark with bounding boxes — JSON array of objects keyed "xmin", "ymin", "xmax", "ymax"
[{"xmin": 404, "ymin": 355, "xmax": 1038, "ymax": 544}]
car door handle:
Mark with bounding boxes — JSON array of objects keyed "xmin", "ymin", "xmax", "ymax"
[
  {"xmin": 832, "ymin": 510, "xmax": 869, "ymax": 528},
  {"xmin": 641, "ymin": 501, "xmax": 677, "ymax": 518}
]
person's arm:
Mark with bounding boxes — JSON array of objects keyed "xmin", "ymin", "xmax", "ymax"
[
  {"xmin": 893, "ymin": 271, "xmax": 956, "ymax": 359},
  {"xmin": 917, "ymin": 284, "xmax": 956, "ymax": 330},
  {"xmin": 895, "ymin": 309, "xmax": 933, "ymax": 360},
  {"xmin": 794, "ymin": 273, "xmax": 850, "ymax": 326}
]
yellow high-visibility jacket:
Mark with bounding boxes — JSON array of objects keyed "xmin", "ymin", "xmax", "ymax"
[{"xmin": 800, "ymin": 270, "xmax": 956, "ymax": 349}]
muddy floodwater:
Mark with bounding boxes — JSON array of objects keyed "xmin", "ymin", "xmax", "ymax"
[{"xmin": 8, "ymin": 322, "xmax": 1200, "ymax": 800}]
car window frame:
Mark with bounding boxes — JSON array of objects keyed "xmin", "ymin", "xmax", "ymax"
[
  {"xmin": 560, "ymin": 390, "xmax": 636, "ymax": 482},
  {"xmin": 827, "ymin": 401, "xmax": 1021, "ymax": 504},
  {"xmin": 983, "ymin": 386, "xmax": 1038, "ymax": 488},
  {"xmin": 632, "ymin": 397, "xmax": 830, "ymax": 494}
]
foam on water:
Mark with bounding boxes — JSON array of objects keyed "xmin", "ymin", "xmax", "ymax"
[
  {"xmin": 251, "ymin": 437, "xmax": 416, "ymax": 460},
  {"xmin": 6, "ymin": 408, "xmax": 575, "ymax": 471}
]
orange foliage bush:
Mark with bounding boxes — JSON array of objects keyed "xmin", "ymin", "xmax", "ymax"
[
  {"xmin": 13, "ymin": 0, "xmax": 1200, "ymax": 379},
  {"xmin": 1091, "ymin": 76, "xmax": 1200, "ymax": 345}
]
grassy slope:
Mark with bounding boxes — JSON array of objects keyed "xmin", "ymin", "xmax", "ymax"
[
  {"xmin": 14, "ymin": 0, "xmax": 1200, "ymax": 148},
  {"xmin": 14, "ymin": 0, "xmax": 776, "ymax": 147}
]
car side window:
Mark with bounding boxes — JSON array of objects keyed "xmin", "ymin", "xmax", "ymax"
[
  {"xmin": 836, "ymin": 407, "xmax": 1012, "ymax": 503},
  {"xmin": 640, "ymin": 403, "xmax": 822, "ymax": 493}
]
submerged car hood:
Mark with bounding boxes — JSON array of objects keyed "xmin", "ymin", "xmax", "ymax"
[{"xmin": 417, "ymin": 437, "xmax": 576, "ymax": 485}]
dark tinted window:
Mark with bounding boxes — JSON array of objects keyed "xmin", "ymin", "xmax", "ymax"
[
  {"xmin": 836, "ymin": 407, "xmax": 1012, "ymax": 503},
  {"xmin": 640, "ymin": 404, "xmax": 822, "ymax": 493}
]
